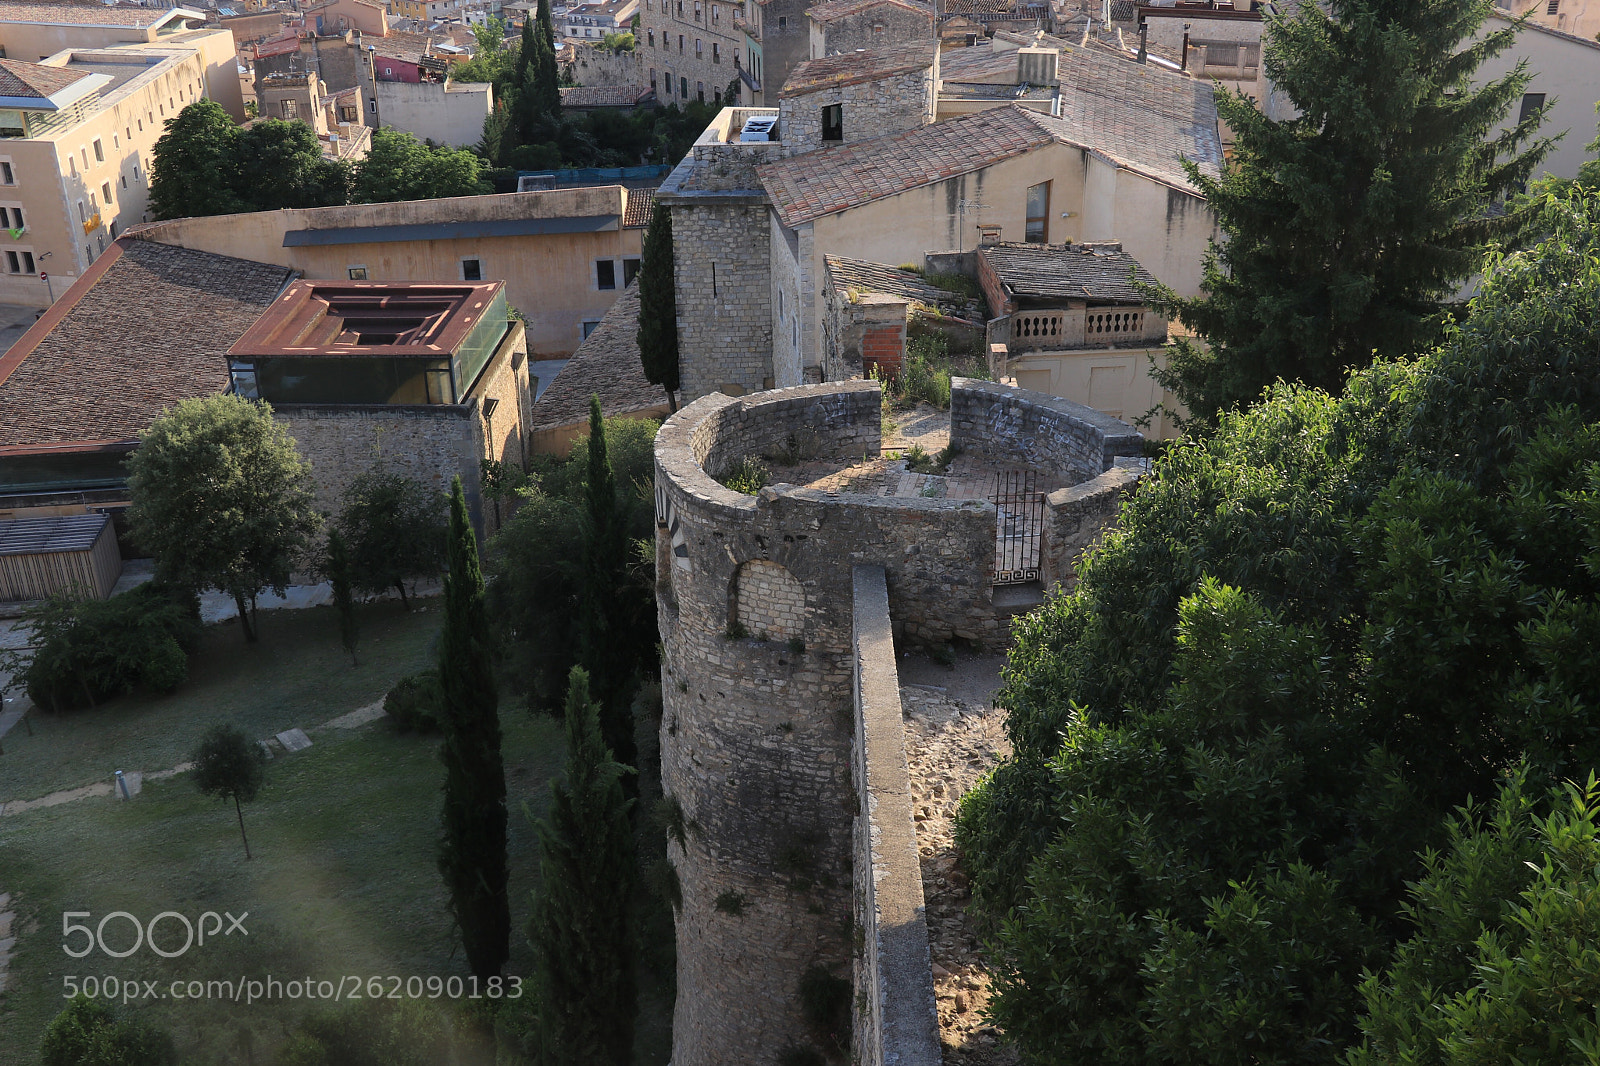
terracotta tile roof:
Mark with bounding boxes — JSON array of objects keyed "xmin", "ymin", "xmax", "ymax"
[
  {"xmin": 622, "ymin": 187, "xmax": 656, "ymax": 228},
  {"xmin": 530, "ymin": 284, "xmax": 665, "ymax": 432},
  {"xmin": 0, "ymin": 58, "xmax": 91, "ymax": 99},
  {"xmin": 759, "ymin": 106, "xmax": 1054, "ymax": 227},
  {"xmin": 558, "ymin": 83, "xmax": 655, "ymax": 107},
  {"xmin": 806, "ymin": 0, "xmax": 932, "ymax": 24},
  {"xmin": 0, "ymin": 240, "xmax": 294, "ymax": 449},
  {"xmin": 825, "ymin": 255, "xmax": 983, "ymax": 319},
  {"xmin": 778, "ymin": 39, "xmax": 935, "ymax": 97},
  {"xmin": 371, "ymin": 29, "xmax": 443, "ymax": 62},
  {"xmin": 979, "ymin": 240, "xmax": 1157, "ymax": 306},
  {"xmin": 0, "ymin": 0, "xmax": 180, "ymax": 26}
]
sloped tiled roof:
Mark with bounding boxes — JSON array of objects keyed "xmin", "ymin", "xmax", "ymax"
[
  {"xmin": 0, "ymin": 241, "xmax": 294, "ymax": 449},
  {"xmin": 622, "ymin": 187, "xmax": 656, "ymax": 228},
  {"xmin": 371, "ymin": 30, "xmax": 444, "ymax": 62},
  {"xmin": 529, "ymin": 284, "xmax": 665, "ymax": 432},
  {"xmin": 0, "ymin": 58, "xmax": 91, "ymax": 100},
  {"xmin": 558, "ymin": 83, "xmax": 656, "ymax": 108},
  {"xmin": 806, "ymin": 0, "xmax": 932, "ymax": 24},
  {"xmin": 759, "ymin": 106, "xmax": 1053, "ymax": 227},
  {"xmin": 779, "ymin": 40, "xmax": 935, "ymax": 97},
  {"xmin": 980, "ymin": 241, "xmax": 1157, "ymax": 305},
  {"xmin": 0, "ymin": 0, "xmax": 182, "ymax": 26},
  {"xmin": 825, "ymin": 256, "xmax": 982, "ymax": 319}
]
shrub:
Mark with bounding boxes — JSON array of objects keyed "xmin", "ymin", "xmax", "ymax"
[
  {"xmin": 714, "ymin": 889, "xmax": 747, "ymax": 915},
  {"xmin": 10, "ymin": 581, "xmax": 202, "ymax": 711},
  {"xmin": 276, "ymin": 998, "xmax": 454, "ymax": 1066},
  {"xmin": 383, "ymin": 670, "xmax": 443, "ymax": 733},
  {"xmin": 40, "ymin": 995, "xmax": 176, "ymax": 1066},
  {"xmin": 719, "ymin": 455, "xmax": 771, "ymax": 495}
]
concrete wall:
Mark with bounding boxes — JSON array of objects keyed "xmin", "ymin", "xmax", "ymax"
[
  {"xmin": 374, "ymin": 77, "xmax": 492, "ymax": 147},
  {"xmin": 810, "ymin": 3, "xmax": 935, "ymax": 59},
  {"xmin": 127, "ymin": 186, "xmax": 646, "ymax": 356},
  {"xmin": 849, "ymin": 564, "xmax": 942, "ymax": 1066},
  {"xmin": 777, "ymin": 62, "xmax": 932, "ymax": 153}
]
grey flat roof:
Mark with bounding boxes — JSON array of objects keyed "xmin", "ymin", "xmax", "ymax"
[
  {"xmin": 0, "ymin": 512, "xmax": 108, "ymax": 556},
  {"xmin": 282, "ymin": 214, "xmax": 620, "ymax": 247}
]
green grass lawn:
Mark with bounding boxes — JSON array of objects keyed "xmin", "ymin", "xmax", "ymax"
[{"xmin": 0, "ymin": 601, "xmax": 573, "ymax": 1064}]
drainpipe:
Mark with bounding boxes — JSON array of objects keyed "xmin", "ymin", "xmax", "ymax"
[
  {"xmin": 1180, "ymin": 23, "xmax": 1190, "ymax": 72},
  {"xmin": 1136, "ymin": 17, "xmax": 1147, "ymax": 63}
]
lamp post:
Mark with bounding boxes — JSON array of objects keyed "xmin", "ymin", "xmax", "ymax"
[{"xmin": 37, "ymin": 250, "xmax": 52, "ymax": 302}]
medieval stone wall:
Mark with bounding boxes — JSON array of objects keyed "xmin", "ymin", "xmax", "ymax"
[
  {"xmin": 813, "ymin": 3, "xmax": 936, "ymax": 57},
  {"xmin": 778, "ymin": 64, "xmax": 932, "ymax": 153},
  {"xmin": 950, "ymin": 375, "xmax": 1144, "ymax": 481},
  {"xmin": 1043, "ymin": 458, "xmax": 1142, "ymax": 590},
  {"xmin": 567, "ymin": 43, "xmax": 642, "ymax": 86},
  {"xmin": 665, "ymin": 196, "xmax": 775, "ymax": 399}
]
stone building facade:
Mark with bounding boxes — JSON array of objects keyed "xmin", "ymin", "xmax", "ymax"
[
  {"xmin": 805, "ymin": 0, "xmax": 934, "ymax": 59},
  {"xmin": 775, "ymin": 41, "xmax": 936, "ymax": 153},
  {"xmin": 566, "ymin": 41, "xmax": 644, "ymax": 86},
  {"xmin": 654, "ymin": 378, "xmax": 1142, "ymax": 1064},
  {"xmin": 637, "ymin": 0, "xmax": 745, "ymax": 105}
]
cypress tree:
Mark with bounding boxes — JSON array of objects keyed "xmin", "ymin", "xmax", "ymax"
[
  {"xmin": 1149, "ymin": 0, "xmax": 1555, "ymax": 423},
  {"xmin": 576, "ymin": 396, "xmax": 635, "ymax": 767},
  {"xmin": 637, "ymin": 201, "xmax": 681, "ymax": 412},
  {"xmin": 437, "ymin": 477, "xmax": 510, "ymax": 979},
  {"xmin": 537, "ymin": 0, "xmax": 554, "ymax": 44},
  {"xmin": 515, "ymin": 12, "xmax": 537, "ymax": 88},
  {"xmin": 527, "ymin": 666, "xmax": 636, "ymax": 1065},
  {"xmin": 533, "ymin": 23, "xmax": 562, "ymax": 120}
]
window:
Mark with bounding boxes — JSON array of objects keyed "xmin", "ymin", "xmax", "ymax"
[
  {"xmin": 112, "ymin": 135, "xmax": 118, "ymax": 150},
  {"xmin": 5, "ymin": 251, "xmax": 16, "ymax": 273},
  {"xmin": 650, "ymin": 67, "xmax": 658, "ymax": 90},
  {"xmin": 348, "ymin": 266, "xmax": 368, "ymax": 280},
  {"xmin": 821, "ymin": 103, "xmax": 842, "ymax": 141},
  {"xmin": 93, "ymin": 138, "xmax": 104, "ymax": 162},
  {"xmin": 696, "ymin": 37, "xmax": 703, "ymax": 55},
  {"xmin": 68, "ymin": 156, "xmax": 76, "ymax": 177},
  {"xmin": 340, "ymin": 105, "xmax": 358, "ymax": 122},
  {"xmin": 697, "ymin": 81, "xmax": 704, "ymax": 102},
  {"xmin": 681, "ymin": 76, "xmax": 689, "ymax": 97},
  {"xmin": 80, "ymin": 148, "xmax": 88, "ymax": 169},
  {"xmin": 0, "ymin": 162, "xmax": 12, "ymax": 184},
  {"xmin": 76, "ymin": 200, "xmax": 85, "ymax": 224},
  {"xmin": 1025, "ymin": 180, "xmax": 1050, "ymax": 243},
  {"xmin": 121, "ymin": 175, "xmax": 127, "ymax": 188},
  {"xmin": 712, "ymin": 41, "xmax": 720, "ymax": 62},
  {"xmin": 461, "ymin": 257, "xmax": 483, "ymax": 281},
  {"xmin": 137, "ymin": 118, "xmax": 142, "ymax": 131},
  {"xmin": 1519, "ymin": 91, "xmax": 1546, "ymax": 125},
  {"xmin": 676, "ymin": 0, "xmax": 682, "ymax": 13},
  {"xmin": 648, "ymin": 29, "xmax": 654, "ymax": 45},
  {"xmin": 101, "ymin": 182, "xmax": 112, "ymax": 205},
  {"xmin": 230, "ymin": 362, "xmax": 259, "ymax": 398},
  {"xmin": 582, "ymin": 319, "xmax": 603, "ymax": 339},
  {"xmin": 778, "ymin": 15, "xmax": 786, "ymax": 28},
  {"xmin": 125, "ymin": 126, "xmax": 130, "ymax": 140},
  {"xmin": 712, "ymin": 3, "xmax": 719, "ymax": 22},
  {"xmin": 623, "ymin": 257, "xmax": 641, "ymax": 286},
  {"xmin": 597, "ymin": 259, "xmax": 617, "ymax": 289},
  {"xmin": 694, "ymin": 0, "xmax": 701, "ymax": 18},
  {"xmin": 872, "ymin": 21, "xmax": 883, "ymax": 33},
  {"xmin": 1548, "ymin": 0, "xmax": 1560, "ymax": 12},
  {"xmin": 281, "ymin": 98, "xmax": 299, "ymax": 119},
  {"xmin": 679, "ymin": 33, "xmax": 685, "ymax": 51}
]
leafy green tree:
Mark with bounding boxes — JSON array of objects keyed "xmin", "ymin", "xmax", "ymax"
[
  {"xmin": 327, "ymin": 528, "xmax": 359, "ymax": 666},
  {"xmin": 41, "ymin": 996, "xmax": 176, "ymax": 1066},
  {"xmin": 637, "ymin": 201, "xmax": 680, "ymax": 411},
  {"xmin": 236, "ymin": 119, "xmax": 348, "ymax": 209},
  {"xmin": 1148, "ymin": 0, "xmax": 1555, "ymax": 422},
  {"xmin": 193, "ymin": 723, "xmax": 269, "ymax": 860},
  {"xmin": 127, "ymin": 395, "xmax": 321, "ymax": 643},
  {"xmin": 148, "ymin": 98, "xmax": 249, "ymax": 219},
  {"xmin": 525, "ymin": 666, "xmax": 636, "ymax": 1065},
  {"xmin": 349, "ymin": 128, "xmax": 490, "ymax": 203},
  {"xmin": 333, "ymin": 471, "xmax": 447, "ymax": 610},
  {"xmin": 957, "ymin": 186, "xmax": 1600, "ymax": 1065},
  {"xmin": 437, "ymin": 476, "xmax": 510, "ymax": 980}
]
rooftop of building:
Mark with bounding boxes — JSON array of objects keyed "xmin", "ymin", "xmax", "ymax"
[
  {"xmin": 824, "ymin": 256, "xmax": 983, "ymax": 319},
  {"xmin": 779, "ymin": 39, "xmax": 936, "ymax": 97},
  {"xmin": 0, "ymin": 0, "xmax": 202, "ymax": 27},
  {"xmin": 530, "ymin": 283, "xmax": 665, "ymax": 433},
  {"xmin": 805, "ymin": 0, "xmax": 933, "ymax": 23},
  {"xmin": 559, "ymin": 83, "xmax": 656, "ymax": 108},
  {"xmin": 0, "ymin": 240, "xmax": 294, "ymax": 450},
  {"xmin": 622, "ymin": 186, "xmax": 656, "ymax": 227},
  {"xmin": 369, "ymin": 28, "xmax": 448, "ymax": 62},
  {"xmin": 979, "ymin": 240, "xmax": 1158, "ymax": 306},
  {"xmin": 0, "ymin": 57, "xmax": 93, "ymax": 101},
  {"xmin": 228, "ymin": 279, "xmax": 505, "ymax": 359}
]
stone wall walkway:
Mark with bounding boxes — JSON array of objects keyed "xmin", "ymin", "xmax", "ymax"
[{"xmin": 900, "ymin": 653, "xmax": 1020, "ymax": 1066}]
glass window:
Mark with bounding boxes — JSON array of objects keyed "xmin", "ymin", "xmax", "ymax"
[
  {"xmin": 1519, "ymin": 92, "xmax": 1546, "ymax": 125},
  {"xmin": 22, "ymin": 251, "xmax": 33, "ymax": 273},
  {"xmin": 1025, "ymin": 180, "xmax": 1050, "ymax": 243},
  {"xmin": 5, "ymin": 250, "xmax": 17, "ymax": 273},
  {"xmin": 93, "ymin": 138, "xmax": 104, "ymax": 162},
  {"xmin": 821, "ymin": 103, "xmax": 842, "ymax": 141},
  {"xmin": 462, "ymin": 258, "xmax": 483, "ymax": 281},
  {"xmin": 697, "ymin": 81, "xmax": 704, "ymax": 102},
  {"xmin": 102, "ymin": 182, "xmax": 112, "ymax": 204},
  {"xmin": 623, "ymin": 257, "xmax": 641, "ymax": 286},
  {"xmin": 348, "ymin": 266, "xmax": 369, "ymax": 280},
  {"xmin": 281, "ymin": 98, "xmax": 299, "ymax": 119},
  {"xmin": 0, "ymin": 161, "xmax": 11, "ymax": 184},
  {"xmin": 681, "ymin": 76, "xmax": 688, "ymax": 97},
  {"xmin": 582, "ymin": 319, "xmax": 602, "ymax": 339},
  {"xmin": 597, "ymin": 259, "xmax": 616, "ymax": 290}
]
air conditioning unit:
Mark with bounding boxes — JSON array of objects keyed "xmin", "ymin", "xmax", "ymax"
[{"xmin": 738, "ymin": 115, "xmax": 777, "ymax": 141}]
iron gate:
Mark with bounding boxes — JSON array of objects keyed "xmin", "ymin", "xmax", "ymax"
[{"xmin": 991, "ymin": 470, "xmax": 1044, "ymax": 585}]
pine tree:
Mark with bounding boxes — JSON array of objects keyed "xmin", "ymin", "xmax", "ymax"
[
  {"xmin": 576, "ymin": 396, "xmax": 635, "ymax": 767},
  {"xmin": 527, "ymin": 666, "xmax": 636, "ymax": 1065},
  {"xmin": 637, "ymin": 201, "xmax": 681, "ymax": 412},
  {"xmin": 1149, "ymin": 0, "xmax": 1555, "ymax": 422},
  {"xmin": 327, "ymin": 528, "xmax": 359, "ymax": 666},
  {"xmin": 437, "ymin": 478, "xmax": 510, "ymax": 980}
]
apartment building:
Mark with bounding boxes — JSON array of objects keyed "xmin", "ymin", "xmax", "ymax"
[
  {"xmin": 0, "ymin": 8, "xmax": 243, "ymax": 306},
  {"xmin": 557, "ymin": 0, "xmax": 639, "ymax": 44},
  {"xmin": 638, "ymin": 0, "xmax": 744, "ymax": 104}
]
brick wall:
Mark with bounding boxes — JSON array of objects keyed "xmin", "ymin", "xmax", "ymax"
[{"xmin": 861, "ymin": 323, "xmax": 904, "ymax": 377}]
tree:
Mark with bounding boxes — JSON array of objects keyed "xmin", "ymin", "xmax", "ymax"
[
  {"xmin": 41, "ymin": 996, "xmax": 176, "ymax": 1066},
  {"xmin": 637, "ymin": 201, "xmax": 680, "ymax": 412},
  {"xmin": 1148, "ymin": 0, "xmax": 1555, "ymax": 423},
  {"xmin": 349, "ymin": 129, "xmax": 491, "ymax": 204},
  {"xmin": 526, "ymin": 667, "xmax": 636, "ymax": 1064},
  {"xmin": 193, "ymin": 723, "xmax": 268, "ymax": 860},
  {"xmin": 577, "ymin": 396, "xmax": 636, "ymax": 767},
  {"xmin": 127, "ymin": 395, "xmax": 321, "ymax": 643},
  {"xmin": 536, "ymin": 0, "xmax": 554, "ymax": 44},
  {"xmin": 333, "ymin": 471, "xmax": 447, "ymax": 610},
  {"xmin": 235, "ymin": 120, "xmax": 348, "ymax": 209},
  {"xmin": 956, "ymin": 187, "xmax": 1600, "ymax": 1065},
  {"xmin": 436, "ymin": 477, "xmax": 510, "ymax": 980},
  {"xmin": 148, "ymin": 99, "xmax": 249, "ymax": 219},
  {"xmin": 327, "ymin": 528, "xmax": 359, "ymax": 666}
]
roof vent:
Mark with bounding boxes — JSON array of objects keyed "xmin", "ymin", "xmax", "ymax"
[{"xmin": 1016, "ymin": 46, "xmax": 1058, "ymax": 86}]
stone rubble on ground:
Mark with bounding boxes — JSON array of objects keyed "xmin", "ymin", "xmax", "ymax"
[{"xmin": 901, "ymin": 682, "xmax": 1020, "ymax": 1066}]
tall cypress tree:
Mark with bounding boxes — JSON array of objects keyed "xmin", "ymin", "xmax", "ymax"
[
  {"xmin": 533, "ymin": 22, "xmax": 562, "ymax": 120},
  {"xmin": 515, "ymin": 12, "xmax": 537, "ymax": 88},
  {"xmin": 1149, "ymin": 0, "xmax": 1554, "ymax": 422},
  {"xmin": 637, "ymin": 201, "xmax": 681, "ymax": 412},
  {"xmin": 576, "ymin": 396, "xmax": 635, "ymax": 767},
  {"xmin": 437, "ymin": 477, "xmax": 510, "ymax": 980},
  {"xmin": 527, "ymin": 666, "xmax": 636, "ymax": 1065},
  {"xmin": 536, "ymin": 0, "xmax": 554, "ymax": 44}
]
